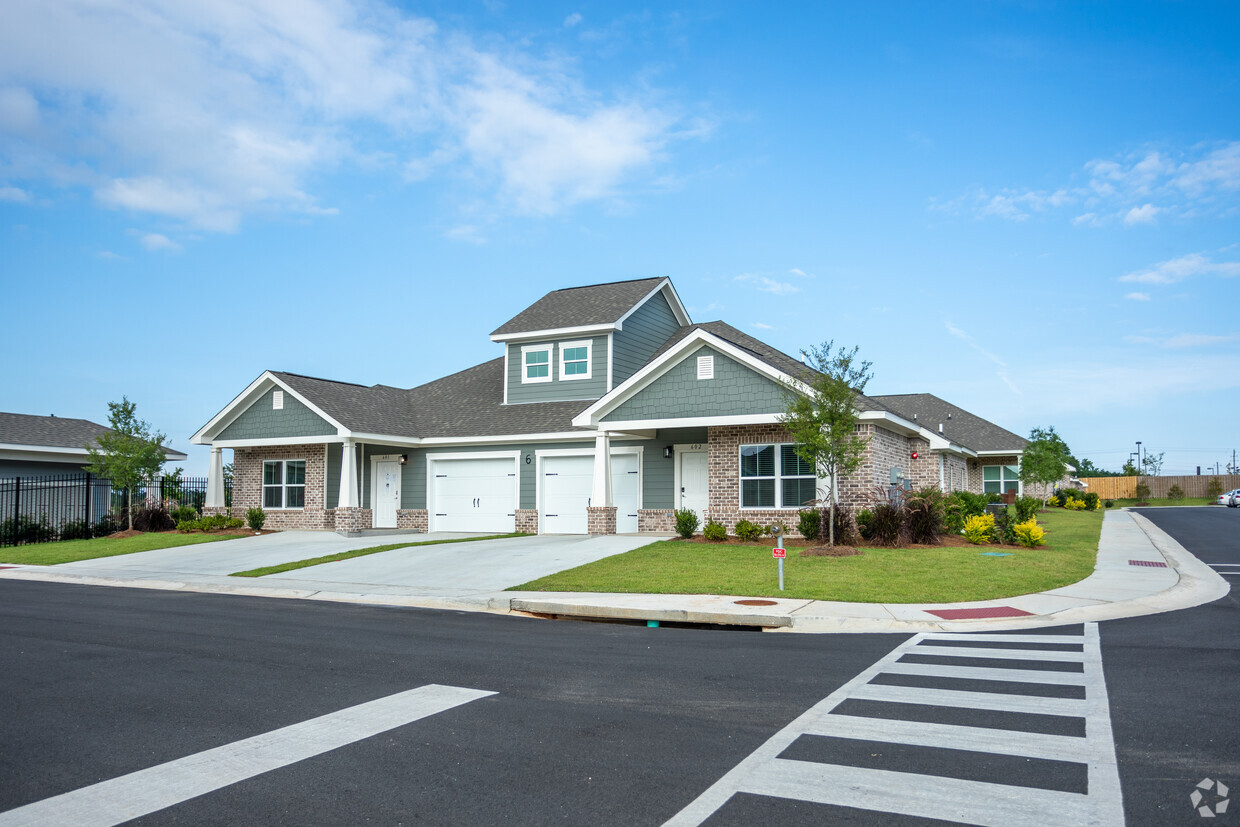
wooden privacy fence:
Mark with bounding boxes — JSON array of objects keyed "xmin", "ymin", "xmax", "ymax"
[{"xmin": 1080, "ymin": 475, "xmax": 1240, "ymax": 500}]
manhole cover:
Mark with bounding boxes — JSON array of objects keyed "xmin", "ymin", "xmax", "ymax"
[{"xmin": 734, "ymin": 599, "xmax": 778, "ymax": 606}]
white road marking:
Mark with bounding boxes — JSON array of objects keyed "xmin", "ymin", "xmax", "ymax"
[
  {"xmin": 665, "ymin": 625, "xmax": 1123, "ymax": 827},
  {"xmin": 0, "ymin": 684, "xmax": 495, "ymax": 827},
  {"xmin": 910, "ymin": 645, "xmax": 1087, "ymax": 662}
]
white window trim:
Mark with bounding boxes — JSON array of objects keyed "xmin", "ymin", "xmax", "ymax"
[
  {"xmin": 982, "ymin": 463, "xmax": 1022, "ymax": 495},
  {"xmin": 521, "ymin": 344, "xmax": 553, "ymax": 384},
  {"xmin": 262, "ymin": 458, "xmax": 306, "ymax": 510},
  {"xmin": 558, "ymin": 339, "xmax": 593, "ymax": 381},
  {"xmin": 738, "ymin": 442, "xmax": 818, "ymax": 510}
]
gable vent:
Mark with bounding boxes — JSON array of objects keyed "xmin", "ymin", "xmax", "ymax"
[
  {"xmin": 697, "ymin": 355, "xmax": 714, "ymax": 380},
  {"xmin": 272, "ymin": 390, "xmax": 284, "ymax": 410}
]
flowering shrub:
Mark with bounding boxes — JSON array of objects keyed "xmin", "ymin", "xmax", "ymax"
[
  {"xmin": 1065, "ymin": 497, "xmax": 1086, "ymax": 511},
  {"xmin": 963, "ymin": 513, "xmax": 995, "ymax": 545},
  {"xmin": 1013, "ymin": 519, "xmax": 1046, "ymax": 548}
]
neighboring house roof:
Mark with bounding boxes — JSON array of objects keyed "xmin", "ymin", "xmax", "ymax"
[
  {"xmin": 870, "ymin": 393, "xmax": 1027, "ymax": 454},
  {"xmin": 0, "ymin": 411, "xmax": 187, "ymax": 460},
  {"xmin": 490, "ymin": 277, "xmax": 670, "ymax": 337}
]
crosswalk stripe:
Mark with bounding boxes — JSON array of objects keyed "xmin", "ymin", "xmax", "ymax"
[
  {"xmin": 883, "ymin": 661, "xmax": 1088, "ymax": 685},
  {"xmin": 847, "ymin": 683, "xmax": 1089, "ymax": 716},
  {"xmin": 742, "ymin": 758, "xmax": 1093, "ymax": 827},
  {"xmin": 665, "ymin": 624, "xmax": 1123, "ymax": 826}
]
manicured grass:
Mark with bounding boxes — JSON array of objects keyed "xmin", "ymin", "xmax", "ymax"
[
  {"xmin": 1108, "ymin": 498, "xmax": 1217, "ymax": 508},
  {"xmin": 231, "ymin": 533, "xmax": 531, "ymax": 577},
  {"xmin": 511, "ymin": 510, "xmax": 1103, "ymax": 604},
  {"xmin": 0, "ymin": 532, "xmax": 240, "ymax": 566}
]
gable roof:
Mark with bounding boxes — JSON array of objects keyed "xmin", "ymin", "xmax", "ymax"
[
  {"xmin": 870, "ymin": 393, "xmax": 1027, "ymax": 453},
  {"xmin": 0, "ymin": 411, "xmax": 187, "ymax": 460},
  {"xmin": 490, "ymin": 277, "xmax": 671, "ymax": 338}
]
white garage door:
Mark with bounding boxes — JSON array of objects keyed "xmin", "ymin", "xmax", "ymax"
[
  {"xmin": 541, "ymin": 453, "xmax": 639, "ymax": 535},
  {"xmin": 430, "ymin": 456, "xmax": 517, "ymax": 533}
]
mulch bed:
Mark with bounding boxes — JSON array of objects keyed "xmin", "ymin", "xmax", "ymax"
[{"xmin": 675, "ymin": 533, "xmax": 1026, "ymax": 553}]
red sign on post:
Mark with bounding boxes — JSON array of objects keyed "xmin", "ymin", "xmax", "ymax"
[{"xmin": 772, "ymin": 547, "xmax": 786, "ymax": 559}]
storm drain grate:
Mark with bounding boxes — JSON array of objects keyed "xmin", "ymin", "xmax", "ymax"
[
  {"xmin": 1128, "ymin": 559, "xmax": 1168, "ymax": 568},
  {"xmin": 925, "ymin": 606, "xmax": 1034, "ymax": 620}
]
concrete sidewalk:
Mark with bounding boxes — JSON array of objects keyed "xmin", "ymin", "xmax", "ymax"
[{"xmin": 0, "ymin": 511, "xmax": 1229, "ymax": 633}]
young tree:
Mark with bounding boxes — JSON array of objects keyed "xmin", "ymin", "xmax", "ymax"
[
  {"xmin": 85, "ymin": 397, "xmax": 170, "ymax": 530},
  {"xmin": 1121, "ymin": 458, "xmax": 1139, "ymax": 476},
  {"xmin": 1141, "ymin": 451, "xmax": 1165, "ymax": 476},
  {"xmin": 779, "ymin": 341, "xmax": 873, "ymax": 546},
  {"xmin": 1019, "ymin": 426, "xmax": 1071, "ymax": 503}
]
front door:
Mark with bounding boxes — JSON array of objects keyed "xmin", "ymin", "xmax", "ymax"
[
  {"xmin": 679, "ymin": 450, "xmax": 708, "ymax": 519},
  {"xmin": 374, "ymin": 460, "xmax": 401, "ymax": 528}
]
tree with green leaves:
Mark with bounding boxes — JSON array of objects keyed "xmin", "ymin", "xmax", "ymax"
[
  {"xmin": 779, "ymin": 341, "xmax": 873, "ymax": 546},
  {"xmin": 1121, "ymin": 458, "xmax": 1139, "ymax": 476},
  {"xmin": 1141, "ymin": 451, "xmax": 1165, "ymax": 476},
  {"xmin": 1019, "ymin": 425, "xmax": 1071, "ymax": 503},
  {"xmin": 85, "ymin": 397, "xmax": 170, "ymax": 530}
]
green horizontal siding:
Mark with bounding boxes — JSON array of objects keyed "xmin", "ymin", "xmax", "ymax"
[
  {"xmin": 604, "ymin": 345, "xmax": 789, "ymax": 423},
  {"xmin": 612, "ymin": 292, "xmax": 680, "ymax": 386},
  {"xmin": 219, "ymin": 390, "xmax": 335, "ymax": 441},
  {"xmin": 506, "ymin": 336, "xmax": 609, "ymax": 404}
]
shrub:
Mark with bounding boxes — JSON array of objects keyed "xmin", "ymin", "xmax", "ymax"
[
  {"xmin": 734, "ymin": 519, "xmax": 764, "ymax": 542},
  {"xmin": 1013, "ymin": 518, "xmax": 1046, "ymax": 548},
  {"xmin": 1065, "ymin": 497, "xmax": 1086, "ymax": 511},
  {"xmin": 1082, "ymin": 491, "xmax": 1100, "ymax": 511},
  {"xmin": 1167, "ymin": 484, "xmax": 1184, "ymax": 500},
  {"xmin": 226, "ymin": 517, "xmax": 244, "ymax": 529},
  {"xmin": 245, "ymin": 507, "xmax": 266, "ymax": 531},
  {"xmin": 0, "ymin": 515, "xmax": 56, "ymax": 544},
  {"xmin": 829, "ymin": 505, "xmax": 857, "ymax": 545},
  {"xmin": 1135, "ymin": 481, "xmax": 1151, "ymax": 500},
  {"xmin": 994, "ymin": 507, "xmax": 1018, "ymax": 544},
  {"xmin": 945, "ymin": 491, "xmax": 989, "ymax": 533},
  {"xmin": 59, "ymin": 520, "xmax": 93, "ymax": 541},
  {"xmin": 1014, "ymin": 496, "xmax": 1040, "ymax": 523},
  {"xmin": 172, "ymin": 505, "xmax": 198, "ymax": 523},
  {"xmin": 797, "ymin": 509, "xmax": 821, "ymax": 542},
  {"xmin": 868, "ymin": 501, "xmax": 904, "ymax": 546},
  {"xmin": 1104, "ymin": 499, "xmax": 1114, "ymax": 509},
  {"xmin": 963, "ymin": 514, "xmax": 995, "ymax": 544},
  {"xmin": 986, "ymin": 493, "xmax": 1003, "ymax": 504},
  {"xmin": 855, "ymin": 509, "xmax": 874, "ymax": 540},
  {"xmin": 905, "ymin": 487, "xmax": 945, "ymax": 544},
  {"xmin": 132, "ymin": 504, "xmax": 175, "ymax": 532},
  {"xmin": 703, "ymin": 519, "xmax": 727, "ymax": 542},
  {"xmin": 176, "ymin": 518, "xmax": 201, "ymax": 533},
  {"xmin": 674, "ymin": 508, "xmax": 700, "ymax": 539},
  {"xmin": 93, "ymin": 514, "xmax": 120, "ymax": 537},
  {"xmin": 1207, "ymin": 478, "xmax": 1224, "ymax": 499},
  {"xmin": 1054, "ymin": 490, "xmax": 1071, "ymax": 507}
]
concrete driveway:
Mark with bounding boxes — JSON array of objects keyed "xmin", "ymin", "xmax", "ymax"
[{"xmin": 53, "ymin": 531, "xmax": 656, "ymax": 594}]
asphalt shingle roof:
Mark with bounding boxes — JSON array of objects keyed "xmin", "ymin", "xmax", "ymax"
[
  {"xmin": 870, "ymin": 393, "xmax": 1027, "ymax": 453},
  {"xmin": 491, "ymin": 277, "xmax": 666, "ymax": 337},
  {"xmin": 0, "ymin": 411, "xmax": 187, "ymax": 459}
]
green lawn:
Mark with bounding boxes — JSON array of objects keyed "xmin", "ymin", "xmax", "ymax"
[
  {"xmin": 231, "ymin": 533, "xmax": 531, "ymax": 577},
  {"xmin": 0, "ymin": 532, "xmax": 241, "ymax": 566},
  {"xmin": 512, "ymin": 509, "xmax": 1103, "ymax": 604},
  {"xmin": 1107, "ymin": 497, "xmax": 1216, "ymax": 508}
]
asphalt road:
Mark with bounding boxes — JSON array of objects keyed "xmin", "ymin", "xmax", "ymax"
[{"xmin": 0, "ymin": 506, "xmax": 1235, "ymax": 825}]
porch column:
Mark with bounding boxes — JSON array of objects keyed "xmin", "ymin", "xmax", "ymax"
[
  {"xmin": 205, "ymin": 447, "xmax": 225, "ymax": 508},
  {"xmin": 339, "ymin": 439, "xmax": 359, "ymax": 508},
  {"xmin": 591, "ymin": 432, "xmax": 612, "ymax": 507}
]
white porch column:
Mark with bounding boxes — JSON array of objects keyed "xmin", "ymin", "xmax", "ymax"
[
  {"xmin": 205, "ymin": 447, "xmax": 225, "ymax": 508},
  {"xmin": 590, "ymin": 432, "xmax": 612, "ymax": 508},
  {"xmin": 339, "ymin": 439, "xmax": 359, "ymax": 508}
]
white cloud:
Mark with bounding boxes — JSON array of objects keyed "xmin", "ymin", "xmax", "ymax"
[
  {"xmin": 0, "ymin": 185, "xmax": 28, "ymax": 202},
  {"xmin": 1124, "ymin": 292, "xmax": 1151, "ymax": 301},
  {"xmin": 0, "ymin": 0, "xmax": 689, "ymax": 230},
  {"xmin": 564, "ymin": 12, "xmax": 583, "ymax": 27},
  {"xmin": 734, "ymin": 273, "xmax": 799, "ymax": 295},
  {"xmin": 444, "ymin": 224, "xmax": 486, "ymax": 244},
  {"xmin": 1124, "ymin": 332, "xmax": 1237, "ymax": 349},
  {"xmin": 789, "ymin": 267, "xmax": 812, "ymax": 278},
  {"xmin": 752, "ymin": 322, "xmax": 773, "ymax": 330},
  {"xmin": 1072, "ymin": 212, "xmax": 1099, "ymax": 226},
  {"xmin": 1119, "ymin": 252, "xmax": 1240, "ymax": 284},
  {"xmin": 1123, "ymin": 203, "xmax": 1159, "ymax": 225},
  {"xmin": 137, "ymin": 232, "xmax": 182, "ymax": 252},
  {"xmin": 945, "ymin": 321, "xmax": 1019, "ymax": 394}
]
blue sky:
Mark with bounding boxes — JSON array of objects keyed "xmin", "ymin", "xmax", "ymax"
[{"xmin": 3, "ymin": 1, "xmax": 1238, "ymax": 477}]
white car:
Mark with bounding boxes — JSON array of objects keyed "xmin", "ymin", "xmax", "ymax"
[{"xmin": 1220, "ymin": 489, "xmax": 1240, "ymax": 507}]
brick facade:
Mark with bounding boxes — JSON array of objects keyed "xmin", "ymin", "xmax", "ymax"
[
  {"xmin": 334, "ymin": 507, "xmax": 372, "ymax": 535},
  {"xmin": 706, "ymin": 424, "xmax": 816, "ymax": 537},
  {"xmin": 397, "ymin": 509, "xmax": 428, "ymax": 531},
  {"xmin": 638, "ymin": 509, "xmax": 675, "ymax": 533},
  {"xmin": 231, "ymin": 444, "xmax": 336, "ymax": 531},
  {"xmin": 515, "ymin": 509, "xmax": 539, "ymax": 534},
  {"xmin": 587, "ymin": 506, "xmax": 617, "ymax": 535},
  {"xmin": 943, "ymin": 453, "xmax": 969, "ymax": 492}
]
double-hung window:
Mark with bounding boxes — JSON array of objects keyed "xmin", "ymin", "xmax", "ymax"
[
  {"xmin": 263, "ymin": 459, "xmax": 305, "ymax": 508},
  {"xmin": 559, "ymin": 340, "xmax": 592, "ymax": 380},
  {"xmin": 739, "ymin": 443, "xmax": 817, "ymax": 508},
  {"xmin": 521, "ymin": 344, "xmax": 552, "ymax": 383},
  {"xmin": 982, "ymin": 464, "xmax": 1020, "ymax": 494}
]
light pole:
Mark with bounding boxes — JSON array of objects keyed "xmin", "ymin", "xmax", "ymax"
[{"xmin": 1136, "ymin": 441, "xmax": 1142, "ymax": 473}]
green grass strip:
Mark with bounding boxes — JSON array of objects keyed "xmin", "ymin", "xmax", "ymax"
[
  {"xmin": 231, "ymin": 533, "xmax": 530, "ymax": 577},
  {"xmin": 0, "ymin": 532, "xmax": 240, "ymax": 566},
  {"xmin": 510, "ymin": 510, "xmax": 1103, "ymax": 604}
]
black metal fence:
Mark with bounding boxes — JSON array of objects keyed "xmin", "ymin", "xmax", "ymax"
[{"xmin": 0, "ymin": 474, "xmax": 230, "ymax": 547}]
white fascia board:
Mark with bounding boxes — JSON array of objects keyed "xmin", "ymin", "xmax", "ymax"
[
  {"xmin": 572, "ymin": 329, "xmax": 810, "ymax": 428},
  {"xmin": 856, "ymin": 410, "xmax": 923, "ymax": 437},
  {"xmin": 976, "ymin": 449, "xmax": 1025, "ymax": 457},
  {"xmin": 489, "ymin": 323, "xmax": 616, "ymax": 343},
  {"xmin": 418, "ymin": 431, "xmax": 597, "ymax": 446},
  {"xmin": 593, "ymin": 413, "xmax": 784, "ymax": 431},
  {"xmin": 613, "ymin": 278, "xmax": 692, "ymax": 330},
  {"xmin": 191, "ymin": 371, "xmax": 349, "ymax": 444},
  {"xmin": 346, "ymin": 433, "xmax": 423, "ymax": 448},
  {"xmin": 211, "ymin": 435, "xmax": 344, "ymax": 448}
]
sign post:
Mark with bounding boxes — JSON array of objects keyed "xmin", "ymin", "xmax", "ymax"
[{"xmin": 772, "ymin": 527, "xmax": 785, "ymax": 591}]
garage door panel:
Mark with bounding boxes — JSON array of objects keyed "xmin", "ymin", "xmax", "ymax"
[
  {"xmin": 431, "ymin": 457, "xmax": 516, "ymax": 533},
  {"xmin": 541, "ymin": 453, "xmax": 640, "ymax": 535}
]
